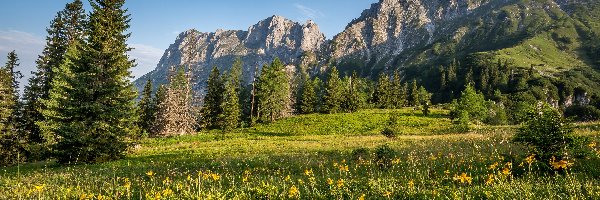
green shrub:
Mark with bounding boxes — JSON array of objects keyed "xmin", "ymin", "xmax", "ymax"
[
  {"xmin": 351, "ymin": 147, "xmax": 370, "ymax": 162},
  {"xmin": 513, "ymin": 103, "xmax": 575, "ymax": 161},
  {"xmin": 381, "ymin": 114, "xmax": 399, "ymax": 138},
  {"xmin": 564, "ymin": 105, "xmax": 600, "ymax": 122},
  {"xmin": 374, "ymin": 144, "xmax": 396, "ymax": 169}
]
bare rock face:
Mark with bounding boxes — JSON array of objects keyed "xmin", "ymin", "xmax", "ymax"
[
  {"xmin": 135, "ymin": 15, "xmax": 325, "ymax": 94},
  {"xmin": 328, "ymin": 0, "xmax": 494, "ymax": 75}
]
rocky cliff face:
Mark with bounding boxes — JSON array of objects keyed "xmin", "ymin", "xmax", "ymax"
[
  {"xmin": 327, "ymin": 0, "xmax": 499, "ymax": 76},
  {"xmin": 134, "ymin": 15, "xmax": 325, "ymax": 93}
]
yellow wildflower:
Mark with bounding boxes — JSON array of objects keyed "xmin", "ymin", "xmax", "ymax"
[
  {"xmin": 123, "ymin": 178, "xmax": 131, "ymax": 189},
  {"xmin": 211, "ymin": 173, "xmax": 220, "ymax": 181},
  {"xmin": 146, "ymin": 170, "xmax": 155, "ymax": 177},
  {"xmin": 453, "ymin": 173, "xmax": 472, "ymax": 184},
  {"xmin": 358, "ymin": 193, "xmax": 366, "ymax": 200},
  {"xmin": 327, "ymin": 178, "xmax": 334, "ymax": 185},
  {"xmin": 285, "ymin": 175, "xmax": 291, "ymax": 181},
  {"xmin": 444, "ymin": 170, "xmax": 450, "ymax": 175},
  {"xmin": 34, "ymin": 184, "xmax": 45, "ymax": 192},
  {"xmin": 336, "ymin": 179, "xmax": 344, "ymax": 188},
  {"xmin": 501, "ymin": 167, "xmax": 510, "ymax": 175},
  {"xmin": 485, "ymin": 174, "xmax": 494, "ymax": 185},
  {"xmin": 304, "ymin": 169, "xmax": 313, "ymax": 176},
  {"xmin": 288, "ymin": 185, "xmax": 299, "ymax": 198},
  {"xmin": 488, "ymin": 162, "xmax": 498, "ymax": 170},
  {"xmin": 589, "ymin": 142, "xmax": 597, "ymax": 148},
  {"xmin": 525, "ymin": 154, "xmax": 536, "ymax": 165},
  {"xmin": 408, "ymin": 179, "xmax": 415, "ymax": 188},
  {"xmin": 383, "ymin": 191, "xmax": 392, "ymax": 198},
  {"xmin": 163, "ymin": 177, "xmax": 172, "ymax": 185},
  {"xmin": 549, "ymin": 157, "xmax": 574, "ymax": 170},
  {"xmin": 162, "ymin": 188, "xmax": 173, "ymax": 197}
]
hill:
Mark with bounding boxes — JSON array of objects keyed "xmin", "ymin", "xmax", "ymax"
[{"xmin": 2, "ymin": 108, "xmax": 600, "ymax": 199}]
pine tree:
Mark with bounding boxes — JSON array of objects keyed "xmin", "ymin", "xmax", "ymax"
[
  {"xmin": 22, "ymin": 0, "xmax": 86, "ymax": 156},
  {"xmin": 391, "ymin": 70, "xmax": 404, "ymax": 108},
  {"xmin": 408, "ymin": 79, "xmax": 420, "ymax": 107},
  {"xmin": 41, "ymin": 0, "xmax": 138, "ymax": 164},
  {"xmin": 0, "ymin": 51, "xmax": 25, "ymax": 166},
  {"xmin": 137, "ymin": 80, "xmax": 155, "ymax": 137},
  {"xmin": 323, "ymin": 66, "xmax": 343, "ymax": 114},
  {"xmin": 151, "ymin": 85, "xmax": 167, "ymax": 134},
  {"xmin": 299, "ymin": 77, "xmax": 317, "ymax": 114},
  {"xmin": 373, "ymin": 72, "xmax": 391, "ymax": 108},
  {"xmin": 219, "ymin": 71, "xmax": 241, "ymax": 132},
  {"xmin": 343, "ymin": 72, "xmax": 361, "ymax": 112},
  {"xmin": 256, "ymin": 58, "xmax": 289, "ymax": 122},
  {"xmin": 201, "ymin": 66, "xmax": 224, "ymax": 129},
  {"xmin": 418, "ymin": 86, "xmax": 432, "ymax": 116}
]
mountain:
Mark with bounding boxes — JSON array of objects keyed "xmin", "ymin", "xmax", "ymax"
[
  {"xmin": 136, "ymin": 0, "xmax": 600, "ymax": 98},
  {"xmin": 328, "ymin": 0, "xmax": 600, "ymax": 78},
  {"xmin": 134, "ymin": 15, "xmax": 325, "ymax": 93}
]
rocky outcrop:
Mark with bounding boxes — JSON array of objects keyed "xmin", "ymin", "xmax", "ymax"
[{"xmin": 134, "ymin": 15, "xmax": 325, "ymax": 94}]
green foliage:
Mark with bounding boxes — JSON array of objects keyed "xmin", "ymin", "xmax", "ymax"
[
  {"xmin": 451, "ymin": 84, "xmax": 487, "ymax": 123},
  {"xmin": 372, "ymin": 72, "xmax": 391, "ymax": 108},
  {"xmin": 0, "ymin": 51, "xmax": 25, "ymax": 166},
  {"xmin": 219, "ymin": 71, "xmax": 241, "ymax": 132},
  {"xmin": 381, "ymin": 114, "xmax": 399, "ymax": 138},
  {"xmin": 564, "ymin": 105, "xmax": 600, "ymax": 122},
  {"xmin": 342, "ymin": 72, "xmax": 362, "ymax": 113},
  {"xmin": 374, "ymin": 144, "xmax": 396, "ymax": 169},
  {"xmin": 201, "ymin": 67, "xmax": 224, "ymax": 129},
  {"xmin": 41, "ymin": 0, "xmax": 137, "ymax": 164},
  {"xmin": 513, "ymin": 103, "xmax": 575, "ymax": 161},
  {"xmin": 323, "ymin": 66, "xmax": 344, "ymax": 114},
  {"xmin": 408, "ymin": 79, "xmax": 419, "ymax": 107},
  {"xmin": 137, "ymin": 80, "xmax": 155, "ymax": 137},
  {"xmin": 299, "ymin": 77, "xmax": 317, "ymax": 114},
  {"xmin": 256, "ymin": 58, "xmax": 289, "ymax": 122}
]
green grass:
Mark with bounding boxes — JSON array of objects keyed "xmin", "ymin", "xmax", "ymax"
[{"xmin": 1, "ymin": 108, "xmax": 599, "ymax": 199}]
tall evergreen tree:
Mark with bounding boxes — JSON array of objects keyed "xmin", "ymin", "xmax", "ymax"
[
  {"xmin": 0, "ymin": 51, "xmax": 25, "ymax": 166},
  {"xmin": 323, "ymin": 66, "xmax": 343, "ymax": 114},
  {"xmin": 41, "ymin": 0, "xmax": 138, "ymax": 164},
  {"xmin": 373, "ymin": 72, "xmax": 391, "ymax": 108},
  {"xmin": 256, "ymin": 58, "xmax": 289, "ymax": 122},
  {"xmin": 151, "ymin": 85, "xmax": 167, "ymax": 134},
  {"xmin": 22, "ymin": 0, "xmax": 87, "ymax": 154},
  {"xmin": 137, "ymin": 80, "xmax": 155, "ymax": 136},
  {"xmin": 343, "ymin": 72, "xmax": 361, "ymax": 112},
  {"xmin": 219, "ymin": 71, "xmax": 241, "ymax": 132},
  {"xmin": 408, "ymin": 79, "xmax": 420, "ymax": 107},
  {"xmin": 391, "ymin": 70, "xmax": 404, "ymax": 108},
  {"xmin": 201, "ymin": 66, "xmax": 224, "ymax": 129},
  {"xmin": 299, "ymin": 77, "xmax": 317, "ymax": 114}
]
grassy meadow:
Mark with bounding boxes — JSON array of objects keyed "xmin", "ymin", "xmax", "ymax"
[{"xmin": 1, "ymin": 109, "xmax": 600, "ymax": 199}]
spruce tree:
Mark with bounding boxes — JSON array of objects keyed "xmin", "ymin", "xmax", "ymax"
[
  {"xmin": 137, "ymin": 80, "xmax": 155, "ymax": 137},
  {"xmin": 256, "ymin": 58, "xmax": 289, "ymax": 122},
  {"xmin": 41, "ymin": 0, "xmax": 138, "ymax": 164},
  {"xmin": 201, "ymin": 66, "xmax": 224, "ymax": 129},
  {"xmin": 343, "ymin": 72, "xmax": 361, "ymax": 112},
  {"xmin": 408, "ymin": 79, "xmax": 420, "ymax": 107},
  {"xmin": 391, "ymin": 70, "xmax": 404, "ymax": 108},
  {"xmin": 323, "ymin": 66, "xmax": 343, "ymax": 114},
  {"xmin": 219, "ymin": 72, "xmax": 241, "ymax": 132},
  {"xmin": 0, "ymin": 51, "xmax": 25, "ymax": 166},
  {"xmin": 373, "ymin": 72, "xmax": 391, "ymax": 108},
  {"xmin": 418, "ymin": 86, "xmax": 432, "ymax": 116},
  {"xmin": 22, "ymin": 0, "xmax": 86, "ymax": 156},
  {"xmin": 299, "ymin": 77, "xmax": 317, "ymax": 114},
  {"xmin": 151, "ymin": 85, "xmax": 167, "ymax": 134}
]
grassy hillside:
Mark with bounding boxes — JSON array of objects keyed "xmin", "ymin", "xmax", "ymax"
[{"xmin": 1, "ymin": 109, "xmax": 600, "ymax": 199}]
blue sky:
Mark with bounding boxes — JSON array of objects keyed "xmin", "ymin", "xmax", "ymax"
[{"xmin": 0, "ymin": 0, "xmax": 377, "ymax": 85}]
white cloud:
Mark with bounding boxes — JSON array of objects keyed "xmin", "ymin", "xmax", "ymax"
[
  {"xmin": 294, "ymin": 3, "xmax": 324, "ymax": 22},
  {"xmin": 129, "ymin": 43, "xmax": 164, "ymax": 79},
  {"xmin": 0, "ymin": 30, "xmax": 45, "ymax": 88}
]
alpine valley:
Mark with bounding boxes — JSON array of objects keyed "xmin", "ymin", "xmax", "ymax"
[{"xmin": 135, "ymin": 0, "xmax": 600, "ymax": 104}]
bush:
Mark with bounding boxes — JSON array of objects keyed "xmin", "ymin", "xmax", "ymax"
[
  {"xmin": 564, "ymin": 105, "xmax": 600, "ymax": 122},
  {"xmin": 381, "ymin": 114, "xmax": 399, "ymax": 138},
  {"xmin": 513, "ymin": 103, "xmax": 575, "ymax": 161},
  {"xmin": 374, "ymin": 144, "xmax": 396, "ymax": 169},
  {"xmin": 351, "ymin": 148, "xmax": 370, "ymax": 162}
]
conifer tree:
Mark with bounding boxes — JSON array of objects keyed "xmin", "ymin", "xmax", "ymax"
[
  {"xmin": 22, "ymin": 0, "xmax": 86, "ymax": 155},
  {"xmin": 373, "ymin": 72, "xmax": 391, "ymax": 108},
  {"xmin": 418, "ymin": 86, "xmax": 432, "ymax": 116},
  {"xmin": 219, "ymin": 72, "xmax": 241, "ymax": 132},
  {"xmin": 256, "ymin": 58, "xmax": 289, "ymax": 122},
  {"xmin": 0, "ymin": 51, "xmax": 25, "ymax": 166},
  {"xmin": 41, "ymin": 0, "xmax": 138, "ymax": 164},
  {"xmin": 323, "ymin": 66, "xmax": 343, "ymax": 114},
  {"xmin": 343, "ymin": 72, "xmax": 361, "ymax": 112},
  {"xmin": 299, "ymin": 77, "xmax": 317, "ymax": 114},
  {"xmin": 137, "ymin": 80, "xmax": 155, "ymax": 136},
  {"xmin": 391, "ymin": 70, "xmax": 404, "ymax": 108},
  {"xmin": 151, "ymin": 85, "xmax": 167, "ymax": 134},
  {"xmin": 201, "ymin": 66, "xmax": 224, "ymax": 129},
  {"xmin": 408, "ymin": 79, "xmax": 420, "ymax": 107}
]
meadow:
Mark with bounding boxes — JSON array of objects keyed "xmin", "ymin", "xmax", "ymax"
[{"xmin": 1, "ymin": 109, "xmax": 599, "ymax": 199}]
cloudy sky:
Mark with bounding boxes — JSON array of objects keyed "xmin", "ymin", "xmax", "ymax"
[{"xmin": 0, "ymin": 0, "xmax": 376, "ymax": 87}]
